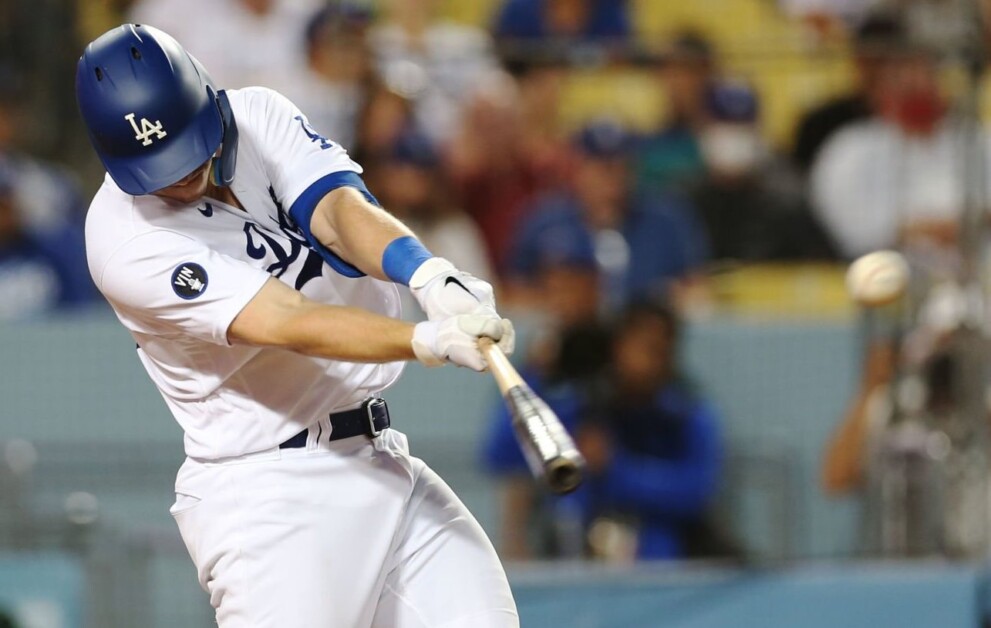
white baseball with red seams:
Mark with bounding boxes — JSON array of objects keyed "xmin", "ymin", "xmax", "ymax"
[{"xmin": 846, "ymin": 250, "xmax": 910, "ymax": 307}]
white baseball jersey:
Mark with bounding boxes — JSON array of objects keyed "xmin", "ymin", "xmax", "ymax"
[{"xmin": 85, "ymin": 87, "xmax": 403, "ymax": 460}]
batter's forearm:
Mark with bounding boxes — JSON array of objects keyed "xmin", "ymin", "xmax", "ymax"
[
  {"xmin": 309, "ymin": 187, "xmax": 418, "ymax": 282},
  {"xmin": 281, "ymin": 303, "xmax": 416, "ymax": 362},
  {"xmin": 229, "ymin": 277, "xmax": 415, "ymax": 362}
]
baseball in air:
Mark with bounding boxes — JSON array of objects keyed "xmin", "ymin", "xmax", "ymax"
[{"xmin": 846, "ymin": 250, "xmax": 909, "ymax": 307}]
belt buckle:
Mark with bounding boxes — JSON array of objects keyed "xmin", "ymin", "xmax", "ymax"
[{"xmin": 364, "ymin": 397, "xmax": 386, "ymax": 438}]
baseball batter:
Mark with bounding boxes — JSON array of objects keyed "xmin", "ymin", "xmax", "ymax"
[{"xmin": 76, "ymin": 25, "xmax": 519, "ymax": 627}]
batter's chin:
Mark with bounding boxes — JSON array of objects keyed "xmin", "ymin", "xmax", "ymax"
[{"xmin": 152, "ymin": 168, "xmax": 212, "ymax": 204}]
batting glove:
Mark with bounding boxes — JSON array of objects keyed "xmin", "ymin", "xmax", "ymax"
[
  {"xmin": 409, "ymin": 257, "xmax": 497, "ymax": 319},
  {"xmin": 412, "ymin": 314, "xmax": 514, "ymax": 371}
]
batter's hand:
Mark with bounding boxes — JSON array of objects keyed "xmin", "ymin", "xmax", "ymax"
[
  {"xmin": 412, "ymin": 314, "xmax": 514, "ymax": 371},
  {"xmin": 409, "ymin": 257, "xmax": 497, "ymax": 319}
]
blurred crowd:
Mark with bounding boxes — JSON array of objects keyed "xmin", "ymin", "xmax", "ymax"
[{"xmin": 1, "ymin": 0, "xmax": 990, "ymax": 562}]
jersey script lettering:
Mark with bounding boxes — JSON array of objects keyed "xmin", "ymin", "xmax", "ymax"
[{"xmin": 294, "ymin": 115, "xmax": 333, "ymax": 150}]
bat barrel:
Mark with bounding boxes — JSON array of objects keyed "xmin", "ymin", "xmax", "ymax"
[
  {"xmin": 481, "ymin": 338, "xmax": 587, "ymax": 494},
  {"xmin": 506, "ymin": 385, "xmax": 586, "ymax": 494}
]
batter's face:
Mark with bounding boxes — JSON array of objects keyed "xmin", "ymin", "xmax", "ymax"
[{"xmin": 151, "ymin": 158, "xmax": 212, "ymax": 204}]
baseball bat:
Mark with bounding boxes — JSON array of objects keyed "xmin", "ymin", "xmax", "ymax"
[{"xmin": 480, "ymin": 338, "xmax": 585, "ymax": 494}]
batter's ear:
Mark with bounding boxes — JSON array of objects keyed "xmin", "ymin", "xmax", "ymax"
[{"xmin": 212, "ymin": 90, "xmax": 239, "ymax": 187}]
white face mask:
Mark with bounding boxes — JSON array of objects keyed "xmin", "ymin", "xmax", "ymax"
[{"xmin": 700, "ymin": 124, "xmax": 762, "ymax": 176}]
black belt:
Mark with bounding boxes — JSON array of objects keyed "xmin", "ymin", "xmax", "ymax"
[{"xmin": 279, "ymin": 398, "xmax": 390, "ymax": 449}]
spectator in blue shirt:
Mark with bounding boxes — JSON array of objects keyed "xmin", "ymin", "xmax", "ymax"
[
  {"xmin": 507, "ymin": 118, "xmax": 708, "ymax": 314},
  {"xmin": 578, "ymin": 301, "xmax": 723, "ymax": 560},
  {"xmin": 483, "ymin": 301, "xmax": 725, "ymax": 560},
  {"xmin": 482, "ymin": 319, "xmax": 611, "ymax": 559},
  {"xmin": 492, "ymin": 0, "xmax": 631, "ymax": 44},
  {"xmin": 0, "ymin": 166, "xmax": 96, "ymax": 320}
]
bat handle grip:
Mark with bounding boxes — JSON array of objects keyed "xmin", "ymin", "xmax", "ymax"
[{"xmin": 479, "ymin": 337, "xmax": 522, "ymax": 393}]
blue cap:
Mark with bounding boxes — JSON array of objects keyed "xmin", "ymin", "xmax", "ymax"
[
  {"xmin": 305, "ymin": 1, "xmax": 374, "ymax": 47},
  {"xmin": 573, "ymin": 119, "xmax": 633, "ymax": 159},
  {"xmin": 532, "ymin": 221, "xmax": 598, "ymax": 272},
  {"xmin": 389, "ymin": 131, "xmax": 439, "ymax": 169},
  {"xmin": 704, "ymin": 81, "xmax": 759, "ymax": 123}
]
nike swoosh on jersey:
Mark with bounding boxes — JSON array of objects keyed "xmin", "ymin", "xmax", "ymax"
[{"xmin": 198, "ymin": 202, "xmax": 214, "ymax": 217}]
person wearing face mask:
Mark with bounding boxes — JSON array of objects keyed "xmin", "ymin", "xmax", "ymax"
[
  {"xmin": 809, "ymin": 39, "xmax": 987, "ymax": 260},
  {"xmin": 686, "ymin": 81, "xmax": 837, "ymax": 263}
]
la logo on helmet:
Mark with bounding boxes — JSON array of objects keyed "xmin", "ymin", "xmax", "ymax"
[{"xmin": 124, "ymin": 113, "xmax": 168, "ymax": 146}]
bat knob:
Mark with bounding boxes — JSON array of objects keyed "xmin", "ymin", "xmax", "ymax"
[{"xmin": 546, "ymin": 455, "xmax": 585, "ymax": 494}]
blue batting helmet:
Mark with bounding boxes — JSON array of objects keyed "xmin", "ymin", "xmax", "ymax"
[{"xmin": 76, "ymin": 24, "xmax": 238, "ymax": 195}]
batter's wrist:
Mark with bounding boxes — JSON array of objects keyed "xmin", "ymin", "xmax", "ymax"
[
  {"xmin": 382, "ymin": 236, "xmax": 435, "ymax": 285},
  {"xmin": 408, "ymin": 257, "xmax": 457, "ymax": 290},
  {"xmin": 411, "ymin": 321, "xmax": 445, "ymax": 367}
]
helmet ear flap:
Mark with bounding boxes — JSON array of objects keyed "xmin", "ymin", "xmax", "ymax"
[{"xmin": 211, "ymin": 89, "xmax": 239, "ymax": 188}]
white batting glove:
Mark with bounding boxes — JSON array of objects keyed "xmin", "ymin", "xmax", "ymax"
[
  {"xmin": 411, "ymin": 314, "xmax": 514, "ymax": 371},
  {"xmin": 409, "ymin": 257, "xmax": 497, "ymax": 319},
  {"xmin": 409, "ymin": 258, "xmax": 515, "ymax": 356}
]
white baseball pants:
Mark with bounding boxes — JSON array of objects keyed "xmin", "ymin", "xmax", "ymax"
[{"xmin": 170, "ymin": 428, "xmax": 519, "ymax": 627}]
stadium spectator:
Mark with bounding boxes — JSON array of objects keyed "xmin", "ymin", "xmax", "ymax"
[
  {"xmin": 351, "ymin": 80, "xmax": 417, "ymax": 182},
  {"xmin": 374, "ymin": 130, "xmax": 493, "ymax": 285},
  {"xmin": 448, "ymin": 65, "xmax": 570, "ymax": 273},
  {"xmin": 809, "ymin": 40, "xmax": 988, "ymax": 259},
  {"xmin": 504, "ymin": 51, "xmax": 574, "ymax": 200},
  {"xmin": 819, "ymin": 338, "xmax": 986, "ymax": 556},
  {"xmin": 506, "ymin": 207, "xmax": 601, "ymax": 331},
  {"xmin": 492, "ymin": 0, "xmax": 631, "ymax": 45},
  {"xmin": 577, "ymin": 302, "xmax": 724, "ymax": 560},
  {"xmin": 0, "ymin": 165, "xmax": 96, "ymax": 320},
  {"xmin": 291, "ymin": 2, "xmax": 376, "ymax": 152},
  {"xmin": 821, "ymin": 340, "xmax": 897, "ymax": 495},
  {"xmin": 483, "ymin": 320, "xmax": 608, "ymax": 559},
  {"xmin": 507, "ymin": 119, "xmax": 708, "ymax": 314},
  {"xmin": 127, "ymin": 0, "xmax": 321, "ymax": 96},
  {"xmin": 483, "ymin": 301, "xmax": 724, "ymax": 560},
  {"xmin": 792, "ymin": 11, "xmax": 911, "ymax": 174},
  {"xmin": 369, "ymin": 0, "xmax": 499, "ymax": 147},
  {"xmin": 634, "ymin": 32, "xmax": 719, "ymax": 196},
  {"xmin": 0, "ymin": 83, "xmax": 86, "ymax": 235},
  {"xmin": 686, "ymin": 81, "xmax": 836, "ymax": 262}
]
